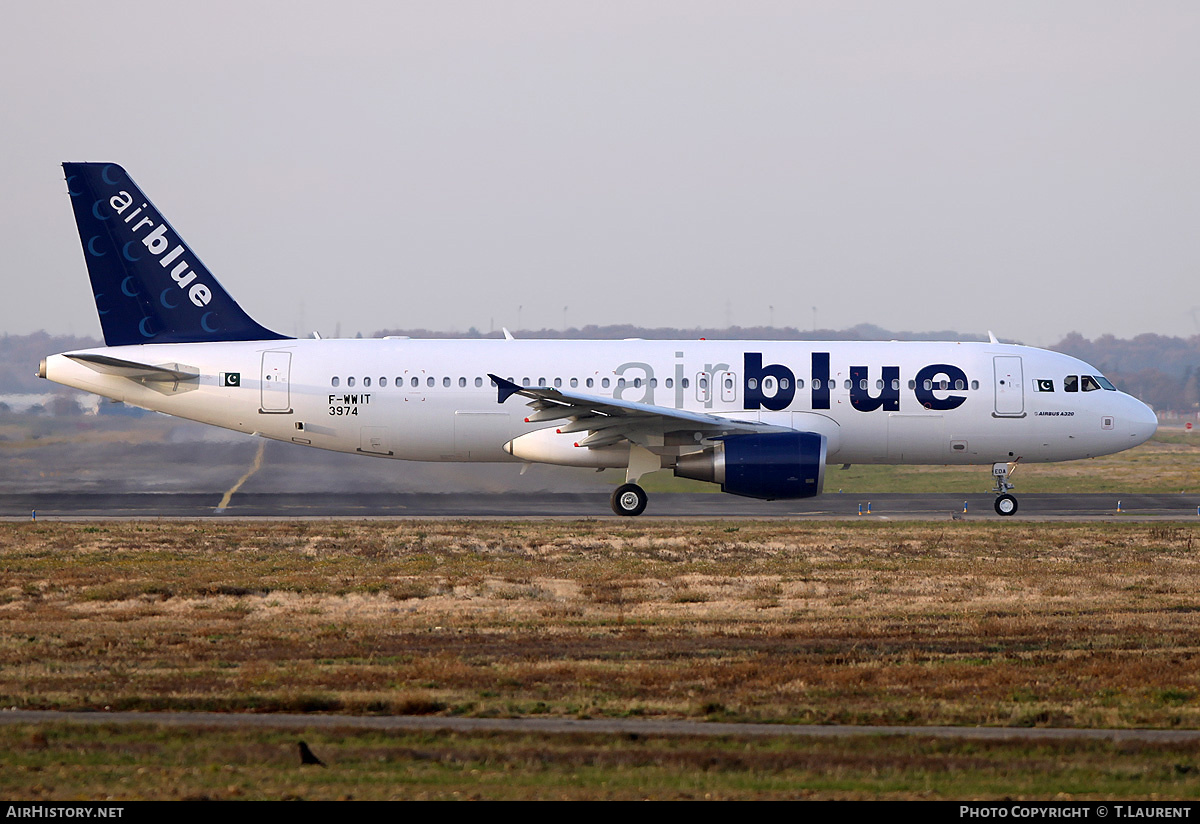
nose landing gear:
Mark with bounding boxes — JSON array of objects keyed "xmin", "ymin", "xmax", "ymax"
[{"xmin": 992, "ymin": 461, "xmax": 1019, "ymax": 516}]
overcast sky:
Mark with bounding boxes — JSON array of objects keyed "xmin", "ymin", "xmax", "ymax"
[{"xmin": 5, "ymin": 1, "xmax": 1198, "ymax": 346}]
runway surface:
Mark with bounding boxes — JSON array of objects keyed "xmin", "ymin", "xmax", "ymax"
[
  {"xmin": 3, "ymin": 491, "xmax": 1200, "ymax": 519},
  {"xmin": 4, "ymin": 709, "xmax": 1200, "ymax": 743}
]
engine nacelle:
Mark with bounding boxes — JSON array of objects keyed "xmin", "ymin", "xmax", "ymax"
[
  {"xmin": 504, "ymin": 427, "xmax": 629, "ymax": 468},
  {"xmin": 674, "ymin": 431, "xmax": 827, "ymax": 500}
]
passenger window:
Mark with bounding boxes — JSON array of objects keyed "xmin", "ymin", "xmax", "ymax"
[
  {"xmin": 860, "ymin": 380, "xmax": 868, "ymax": 391},
  {"xmin": 634, "ymin": 378, "xmax": 642, "ymax": 389},
  {"xmin": 971, "ymin": 380, "xmax": 979, "ymax": 390},
  {"xmin": 748, "ymin": 378, "xmax": 759, "ymax": 390},
  {"xmin": 1064, "ymin": 375, "xmax": 1078, "ymax": 393},
  {"xmin": 795, "ymin": 379, "xmax": 804, "ymax": 389},
  {"xmin": 891, "ymin": 379, "xmax": 899, "ymax": 391},
  {"xmin": 475, "ymin": 377, "xmax": 483, "ymax": 387},
  {"xmin": 665, "ymin": 378, "xmax": 673, "ymax": 388},
  {"xmin": 411, "ymin": 377, "xmax": 418, "ymax": 388},
  {"xmin": 843, "ymin": 380, "xmax": 851, "ymax": 390},
  {"xmin": 954, "ymin": 379, "xmax": 964, "ymax": 390},
  {"xmin": 459, "ymin": 377, "xmax": 467, "ymax": 387},
  {"xmin": 617, "ymin": 378, "xmax": 626, "ymax": 388},
  {"xmin": 601, "ymin": 378, "xmax": 610, "ymax": 388},
  {"xmin": 364, "ymin": 377, "xmax": 371, "ymax": 387},
  {"xmin": 380, "ymin": 377, "xmax": 387, "ymax": 387},
  {"xmin": 812, "ymin": 379, "xmax": 821, "ymax": 390},
  {"xmin": 586, "ymin": 378, "xmax": 594, "ymax": 388},
  {"xmin": 570, "ymin": 378, "xmax": 578, "ymax": 388},
  {"xmin": 682, "ymin": 378, "xmax": 690, "ymax": 389},
  {"xmin": 427, "ymin": 377, "xmax": 435, "ymax": 387},
  {"xmin": 522, "ymin": 378, "xmax": 531, "ymax": 387},
  {"xmin": 908, "ymin": 380, "xmax": 916, "ymax": 390},
  {"xmin": 348, "ymin": 377, "xmax": 356, "ymax": 388},
  {"xmin": 331, "ymin": 377, "xmax": 340, "ymax": 387},
  {"xmin": 554, "ymin": 378, "xmax": 562, "ymax": 388}
]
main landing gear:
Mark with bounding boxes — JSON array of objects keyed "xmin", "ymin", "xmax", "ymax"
[
  {"xmin": 611, "ymin": 444, "xmax": 658, "ymax": 516},
  {"xmin": 992, "ymin": 461, "xmax": 1019, "ymax": 516},
  {"xmin": 611, "ymin": 483, "xmax": 648, "ymax": 516}
]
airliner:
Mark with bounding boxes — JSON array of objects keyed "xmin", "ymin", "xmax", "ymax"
[{"xmin": 40, "ymin": 163, "xmax": 1158, "ymax": 516}]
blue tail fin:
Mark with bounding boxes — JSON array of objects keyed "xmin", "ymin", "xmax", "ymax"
[{"xmin": 63, "ymin": 163, "xmax": 289, "ymax": 346}]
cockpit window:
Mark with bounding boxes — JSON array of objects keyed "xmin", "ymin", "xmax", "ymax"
[
  {"xmin": 1081, "ymin": 375, "xmax": 1101, "ymax": 392},
  {"xmin": 1096, "ymin": 376, "xmax": 1116, "ymax": 391},
  {"xmin": 1063, "ymin": 375, "xmax": 1078, "ymax": 393}
]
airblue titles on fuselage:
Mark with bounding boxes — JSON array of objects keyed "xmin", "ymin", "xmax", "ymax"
[
  {"xmin": 609, "ymin": 350, "xmax": 974, "ymax": 412},
  {"xmin": 743, "ymin": 353, "xmax": 968, "ymax": 413},
  {"xmin": 606, "ymin": 352, "xmax": 971, "ymax": 413}
]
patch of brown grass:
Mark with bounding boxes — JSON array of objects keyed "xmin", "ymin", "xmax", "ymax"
[{"xmin": 1, "ymin": 521, "xmax": 1200, "ymax": 726}]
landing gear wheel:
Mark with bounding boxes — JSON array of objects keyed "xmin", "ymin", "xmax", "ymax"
[
  {"xmin": 611, "ymin": 483, "xmax": 648, "ymax": 516},
  {"xmin": 994, "ymin": 494, "xmax": 1018, "ymax": 516}
]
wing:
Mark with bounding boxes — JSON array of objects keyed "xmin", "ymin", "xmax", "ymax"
[{"xmin": 487, "ymin": 373, "xmax": 790, "ymax": 450}]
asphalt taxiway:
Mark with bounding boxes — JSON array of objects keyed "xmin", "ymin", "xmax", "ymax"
[{"xmin": 3, "ymin": 492, "xmax": 1200, "ymax": 519}]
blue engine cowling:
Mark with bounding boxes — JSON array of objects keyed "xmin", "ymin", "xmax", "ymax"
[{"xmin": 673, "ymin": 431, "xmax": 827, "ymax": 500}]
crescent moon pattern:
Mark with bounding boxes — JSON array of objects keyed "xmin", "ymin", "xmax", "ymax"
[
  {"xmin": 160, "ymin": 288, "xmax": 179, "ymax": 309},
  {"xmin": 138, "ymin": 318, "xmax": 156, "ymax": 338},
  {"xmin": 200, "ymin": 312, "xmax": 219, "ymax": 333},
  {"xmin": 121, "ymin": 276, "xmax": 141, "ymax": 297},
  {"xmin": 122, "ymin": 242, "xmax": 142, "ymax": 262},
  {"xmin": 91, "ymin": 199, "xmax": 110, "ymax": 220},
  {"xmin": 87, "ymin": 236, "xmax": 107, "ymax": 257},
  {"xmin": 101, "ymin": 165, "xmax": 121, "ymax": 185},
  {"xmin": 94, "ymin": 293, "xmax": 110, "ymax": 316},
  {"xmin": 66, "ymin": 176, "xmax": 80, "ymax": 197}
]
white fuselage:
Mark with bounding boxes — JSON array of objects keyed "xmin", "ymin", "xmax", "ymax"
[{"xmin": 43, "ymin": 338, "xmax": 1157, "ymax": 471}]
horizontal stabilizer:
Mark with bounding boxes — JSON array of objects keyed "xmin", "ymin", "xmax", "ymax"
[{"xmin": 66, "ymin": 353, "xmax": 200, "ymax": 382}]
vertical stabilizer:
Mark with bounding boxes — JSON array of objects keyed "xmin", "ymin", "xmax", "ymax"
[{"xmin": 63, "ymin": 162, "xmax": 289, "ymax": 346}]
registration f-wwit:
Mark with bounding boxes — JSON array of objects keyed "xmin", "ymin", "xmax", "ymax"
[{"xmin": 41, "ymin": 163, "xmax": 1158, "ymax": 516}]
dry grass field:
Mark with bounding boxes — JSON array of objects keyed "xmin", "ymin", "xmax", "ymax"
[{"xmin": 3, "ymin": 519, "xmax": 1200, "ymax": 798}]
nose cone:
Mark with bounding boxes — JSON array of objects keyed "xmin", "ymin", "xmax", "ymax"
[{"xmin": 1126, "ymin": 396, "xmax": 1158, "ymax": 447}]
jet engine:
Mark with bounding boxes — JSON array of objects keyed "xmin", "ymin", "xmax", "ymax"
[{"xmin": 674, "ymin": 431, "xmax": 827, "ymax": 500}]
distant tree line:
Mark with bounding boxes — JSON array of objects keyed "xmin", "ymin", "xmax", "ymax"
[{"xmin": 1051, "ymin": 333, "xmax": 1200, "ymax": 415}]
